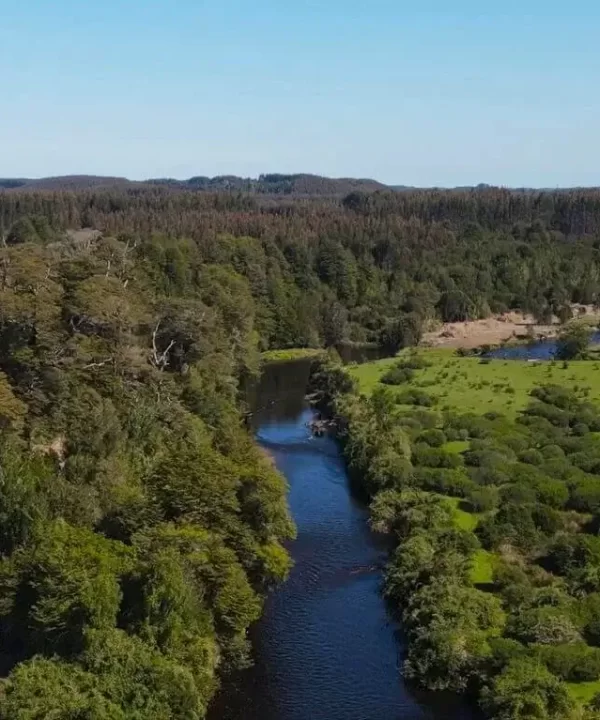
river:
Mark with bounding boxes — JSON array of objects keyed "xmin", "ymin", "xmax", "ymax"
[
  {"xmin": 487, "ymin": 330, "xmax": 600, "ymax": 360},
  {"xmin": 209, "ymin": 359, "xmax": 472, "ymax": 720}
]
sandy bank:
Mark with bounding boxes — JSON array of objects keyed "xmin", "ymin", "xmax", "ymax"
[{"xmin": 422, "ymin": 306, "xmax": 599, "ymax": 350}]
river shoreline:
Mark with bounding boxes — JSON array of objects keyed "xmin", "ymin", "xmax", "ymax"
[
  {"xmin": 209, "ymin": 359, "xmax": 473, "ymax": 720},
  {"xmin": 422, "ymin": 306, "xmax": 600, "ymax": 350}
]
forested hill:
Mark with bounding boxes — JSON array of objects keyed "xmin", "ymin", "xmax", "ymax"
[
  {"xmin": 2, "ymin": 187, "xmax": 600, "ymax": 354},
  {"xmin": 0, "ymin": 173, "xmax": 389, "ymax": 195}
]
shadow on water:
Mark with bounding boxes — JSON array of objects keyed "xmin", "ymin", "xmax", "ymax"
[{"xmin": 209, "ymin": 359, "xmax": 475, "ymax": 720}]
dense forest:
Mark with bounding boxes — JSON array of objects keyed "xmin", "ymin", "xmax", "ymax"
[
  {"xmin": 3, "ymin": 184, "xmax": 600, "ymax": 716},
  {"xmin": 0, "ymin": 215, "xmax": 295, "ymax": 717},
  {"xmin": 3, "ymin": 185, "xmax": 600, "ymax": 356}
]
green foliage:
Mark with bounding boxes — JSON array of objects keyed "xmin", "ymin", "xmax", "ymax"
[
  {"xmin": 0, "ymin": 228, "xmax": 294, "ymax": 717},
  {"xmin": 481, "ymin": 658, "xmax": 575, "ymax": 720},
  {"xmin": 331, "ymin": 359, "xmax": 600, "ymax": 717},
  {"xmin": 7, "ymin": 176, "xmax": 600, "ymax": 717},
  {"xmin": 556, "ymin": 323, "xmax": 592, "ymax": 361},
  {"xmin": 535, "ymin": 643, "xmax": 600, "ymax": 682}
]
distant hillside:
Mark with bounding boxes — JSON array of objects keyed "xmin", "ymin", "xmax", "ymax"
[
  {"xmin": 0, "ymin": 179, "xmax": 28, "ymax": 189},
  {"xmin": 0, "ymin": 173, "xmax": 389, "ymax": 196},
  {"xmin": 2, "ymin": 175, "xmax": 140, "ymax": 191}
]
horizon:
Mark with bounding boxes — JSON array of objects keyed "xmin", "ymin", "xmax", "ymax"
[
  {"xmin": 0, "ymin": 171, "xmax": 595, "ymax": 192},
  {"xmin": 3, "ymin": 1, "xmax": 600, "ymax": 186}
]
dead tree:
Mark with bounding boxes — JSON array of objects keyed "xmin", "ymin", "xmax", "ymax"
[{"xmin": 151, "ymin": 322, "xmax": 175, "ymax": 371}]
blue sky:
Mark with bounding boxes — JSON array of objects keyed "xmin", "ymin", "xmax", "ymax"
[{"xmin": 2, "ymin": 0, "xmax": 599, "ymax": 186}]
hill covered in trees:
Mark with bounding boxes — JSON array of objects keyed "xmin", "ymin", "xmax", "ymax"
[{"xmin": 0, "ymin": 173, "xmax": 389, "ymax": 195}]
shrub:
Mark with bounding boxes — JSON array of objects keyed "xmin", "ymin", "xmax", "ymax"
[
  {"xmin": 413, "ymin": 467, "xmax": 475, "ymax": 497},
  {"xmin": 367, "ymin": 450, "xmax": 414, "ymax": 494},
  {"xmin": 572, "ymin": 422, "xmax": 590, "ymax": 437},
  {"xmin": 468, "ymin": 486, "xmax": 500, "ymax": 513},
  {"xmin": 481, "ymin": 658, "xmax": 575, "ymax": 720},
  {"xmin": 570, "ymin": 479, "xmax": 600, "ymax": 513},
  {"xmin": 501, "ymin": 483, "xmax": 537, "ymax": 505},
  {"xmin": 396, "ymin": 388, "xmax": 434, "ymax": 407},
  {"xmin": 477, "ymin": 503, "xmax": 541, "ymax": 552},
  {"xmin": 531, "ymin": 505, "xmax": 564, "ymax": 535},
  {"xmin": 518, "ymin": 448, "xmax": 544, "ymax": 466},
  {"xmin": 380, "ymin": 366, "xmax": 414, "ymax": 386},
  {"xmin": 535, "ymin": 643, "xmax": 600, "ymax": 681},
  {"xmin": 540, "ymin": 445, "xmax": 565, "ymax": 461},
  {"xmin": 407, "ymin": 410, "xmax": 441, "ymax": 429},
  {"xmin": 471, "ymin": 464, "xmax": 511, "ymax": 487},
  {"xmin": 398, "ymin": 354, "xmax": 431, "ymax": 370},
  {"xmin": 508, "ymin": 606, "xmax": 581, "ymax": 646},
  {"xmin": 412, "ymin": 445, "xmax": 463, "ymax": 469},
  {"xmin": 487, "ymin": 638, "xmax": 529, "ymax": 671},
  {"xmin": 417, "ymin": 429, "xmax": 447, "ymax": 448}
]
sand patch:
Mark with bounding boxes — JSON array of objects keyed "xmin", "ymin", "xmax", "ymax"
[{"xmin": 422, "ymin": 306, "xmax": 599, "ymax": 350}]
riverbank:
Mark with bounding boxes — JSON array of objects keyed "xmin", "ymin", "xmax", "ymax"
[
  {"xmin": 324, "ymin": 348, "xmax": 600, "ymax": 719},
  {"xmin": 422, "ymin": 306, "xmax": 600, "ymax": 350},
  {"xmin": 210, "ymin": 398, "xmax": 467, "ymax": 720}
]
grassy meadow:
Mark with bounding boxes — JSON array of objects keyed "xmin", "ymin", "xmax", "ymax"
[
  {"xmin": 352, "ymin": 348, "xmax": 600, "ymax": 703},
  {"xmin": 349, "ymin": 348, "xmax": 600, "ymax": 416}
]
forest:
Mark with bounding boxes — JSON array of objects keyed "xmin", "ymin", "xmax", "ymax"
[
  {"xmin": 3, "ymin": 184, "xmax": 600, "ymax": 717},
  {"xmin": 0, "ymin": 213, "xmax": 296, "ymax": 717},
  {"xmin": 3, "ymin": 186, "xmax": 600, "ymax": 355}
]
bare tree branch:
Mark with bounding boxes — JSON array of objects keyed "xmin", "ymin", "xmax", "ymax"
[
  {"xmin": 151, "ymin": 321, "xmax": 175, "ymax": 370},
  {"xmin": 83, "ymin": 358, "xmax": 113, "ymax": 370}
]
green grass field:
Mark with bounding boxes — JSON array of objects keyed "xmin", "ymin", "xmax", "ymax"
[
  {"xmin": 470, "ymin": 549, "xmax": 495, "ymax": 584},
  {"xmin": 349, "ymin": 349, "xmax": 600, "ymax": 416},
  {"xmin": 567, "ymin": 680, "xmax": 600, "ymax": 704},
  {"xmin": 443, "ymin": 496, "xmax": 480, "ymax": 531},
  {"xmin": 440, "ymin": 497, "xmax": 495, "ymax": 584}
]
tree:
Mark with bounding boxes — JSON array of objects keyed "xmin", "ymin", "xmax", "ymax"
[
  {"xmin": 0, "ymin": 520, "xmax": 133, "ymax": 658},
  {"xmin": 0, "ymin": 657, "xmax": 123, "ymax": 720},
  {"xmin": 555, "ymin": 323, "xmax": 590, "ymax": 360},
  {"xmin": 380, "ymin": 312, "xmax": 423, "ymax": 353},
  {"xmin": 480, "ymin": 658, "xmax": 575, "ymax": 720}
]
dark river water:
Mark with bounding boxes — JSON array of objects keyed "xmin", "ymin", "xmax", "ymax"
[
  {"xmin": 487, "ymin": 330, "xmax": 600, "ymax": 360},
  {"xmin": 209, "ymin": 360, "xmax": 472, "ymax": 720}
]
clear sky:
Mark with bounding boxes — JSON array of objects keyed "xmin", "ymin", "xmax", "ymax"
[{"xmin": 2, "ymin": 0, "xmax": 599, "ymax": 186}]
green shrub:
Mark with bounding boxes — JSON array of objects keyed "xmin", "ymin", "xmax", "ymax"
[
  {"xmin": 380, "ymin": 366, "xmax": 414, "ymax": 386},
  {"xmin": 535, "ymin": 643, "xmax": 600, "ymax": 681},
  {"xmin": 412, "ymin": 445, "xmax": 463, "ymax": 469},
  {"xmin": 468, "ymin": 486, "xmax": 500, "ymax": 512},
  {"xmin": 397, "ymin": 388, "xmax": 434, "ymax": 407},
  {"xmin": 418, "ymin": 429, "xmax": 447, "ymax": 447},
  {"xmin": 518, "ymin": 448, "xmax": 544, "ymax": 466}
]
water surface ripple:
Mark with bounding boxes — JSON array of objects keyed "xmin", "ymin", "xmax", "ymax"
[{"xmin": 210, "ymin": 407, "xmax": 471, "ymax": 720}]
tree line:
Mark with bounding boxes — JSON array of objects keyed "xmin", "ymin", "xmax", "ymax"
[{"xmin": 3, "ymin": 187, "xmax": 600, "ymax": 355}]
